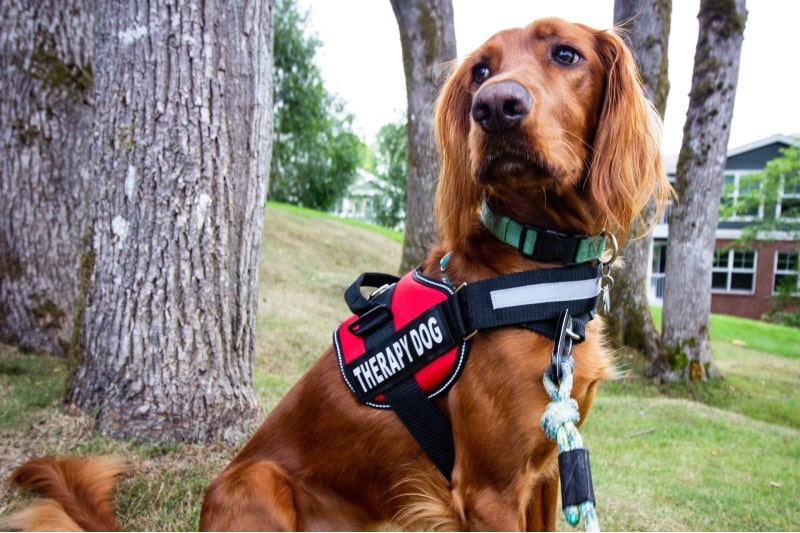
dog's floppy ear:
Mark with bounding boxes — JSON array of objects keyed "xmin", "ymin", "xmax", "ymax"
[
  {"xmin": 587, "ymin": 29, "xmax": 670, "ymax": 243},
  {"xmin": 434, "ymin": 59, "xmax": 483, "ymax": 249}
]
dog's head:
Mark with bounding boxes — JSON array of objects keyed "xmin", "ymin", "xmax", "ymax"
[{"xmin": 434, "ymin": 17, "xmax": 669, "ymax": 249}]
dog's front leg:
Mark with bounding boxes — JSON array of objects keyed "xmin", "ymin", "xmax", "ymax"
[
  {"xmin": 457, "ymin": 482, "xmax": 529, "ymax": 530},
  {"xmin": 525, "ymin": 472, "xmax": 559, "ymax": 531},
  {"xmin": 200, "ymin": 460, "xmax": 298, "ymax": 531}
]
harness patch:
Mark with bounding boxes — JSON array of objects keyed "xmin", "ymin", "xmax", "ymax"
[{"xmin": 334, "ymin": 270, "xmax": 469, "ymax": 408}]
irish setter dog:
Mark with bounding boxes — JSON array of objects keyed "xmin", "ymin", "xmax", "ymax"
[{"xmin": 5, "ymin": 18, "xmax": 668, "ymax": 531}]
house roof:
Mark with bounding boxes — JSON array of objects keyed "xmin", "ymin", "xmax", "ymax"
[
  {"xmin": 663, "ymin": 133, "xmax": 798, "ymax": 174},
  {"xmin": 726, "ymin": 133, "xmax": 797, "ymax": 158}
]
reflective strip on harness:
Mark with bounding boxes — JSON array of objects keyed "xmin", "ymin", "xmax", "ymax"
[
  {"xmin": 334, "ymin": 270, "xmax": 469, "ymax": 409},
  {"xmin": 489, "ymin": 276, "xmax": 601, "ymax": 309}
]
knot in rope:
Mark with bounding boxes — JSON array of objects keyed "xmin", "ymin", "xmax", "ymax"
[
  {"xmin": 540, "ymin": 391, "xmax": 580, "ymax": 442},
  {"xmin": 541, "ymin": 362, "xmax": 583, "ymax": 450}
]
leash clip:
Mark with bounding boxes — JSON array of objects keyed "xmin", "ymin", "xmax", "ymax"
[
  {"xmin": 550, "ymin": 309, "xmax": 576, "ymax": 384},
  {"xmin": 598, "ymin": 232, "xmax": 617, "ymax": 314},
  {"xmin": 599, "ymin": 267, "xmax": 614, "ymax": 314}
]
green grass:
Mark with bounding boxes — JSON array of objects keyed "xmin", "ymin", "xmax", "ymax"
[
  {"xmin": 115, "ymin": 445, "xmax": 227, "ymax": 531},
  {"xmin": 606, "ymin": 343, "xmax": 800, "ymax": 431},
  {"xmin": 580, "ymin": 396, "xmax": 799, "ymax": 531},
  {"xmin": 269, "ymin": 201, "xmax": 404, "ymax": 244},
  {"xmin": 651, "ymin": 306, "xmax": 800, "ymax": 360},
  {"xmin": 2, "ymin": 205, "xmax": 800, "ymax": 531},
  {"xmin": 0, "ymin": 347, "xmax": 67, "ymax": 428},
  {"xmin": 256, "ymin": 203, "xmax": 402, "ymax": 410}
]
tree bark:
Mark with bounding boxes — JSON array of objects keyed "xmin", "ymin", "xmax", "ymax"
[
  {"xmin": 68, "ymin": 0, "xmax": 273, "ymax": 443},
  {"xmin": 651, "ymin": 0, "xmax": 747, "ymax": 382},
  {"xmin": 390, "ymin": 0, "xmax": 456, "ymax": 272},
  {"xmin": 0, "ymin": 0, "xmax": 93, "ymax": 356},
  {"xmin": 606, "ymin": 0, "xmax": 671, "ymax": 359}
]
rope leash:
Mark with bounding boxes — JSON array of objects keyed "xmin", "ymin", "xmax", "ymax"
[
  {"xmin": 542, "ymin": 361, "xmax": 599, "ymax": 531},
  {"xmin": 541, "ymin": 311, "xmax": 600, "ymax": 532},
  {"xmin": 439, "ymin": 249, "xmax": 609, "ymax": 531}
]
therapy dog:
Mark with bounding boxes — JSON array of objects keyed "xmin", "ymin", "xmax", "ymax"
[{"xmin": 6, "ymin": 17, "xmax": 668, "ymax": 531}]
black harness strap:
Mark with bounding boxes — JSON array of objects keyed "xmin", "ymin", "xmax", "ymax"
[{"xmin": 383, "ymin": 378, "xmax": 456, "ymax": 479}]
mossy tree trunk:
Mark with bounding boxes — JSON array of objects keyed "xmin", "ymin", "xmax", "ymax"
[
  {"xmin": 67, "ymin": 0, "xmax": 274, "ymax": 443},
  {"xmin": 651, "ymin": 0, "xmax": 747, "ymax": 382},
  {"xmin": 390, "ymin": 0, "xmax": 455, "ymax": 272},
  {"xmin": 605, "ymin": 0, "xmax": 672, "ymax": 360},
  {"xmin": 0, "ymin": 0, "xmax": 93, "ymax": 357}
]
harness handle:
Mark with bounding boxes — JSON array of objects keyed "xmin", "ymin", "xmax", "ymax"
[{"xmin": 344, "ymin": 272, "xmax": 401, "ymax": 315}]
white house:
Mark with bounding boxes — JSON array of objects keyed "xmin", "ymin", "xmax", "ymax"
[{"xmin": 331, "ymin": 168, "xmax": 404, "ymax": 228}]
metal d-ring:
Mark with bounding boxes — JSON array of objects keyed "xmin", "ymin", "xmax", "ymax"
[{"xmin": 601, "ymin": 230, "xmax": 619, "ymax": 268}]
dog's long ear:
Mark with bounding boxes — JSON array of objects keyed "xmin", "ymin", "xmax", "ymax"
[
  {"xmin": 434, "ymin": 59, "xmax": 483, "ymax": 249},
  {"xmin": 588, "ymin": 29, "xmax": 670, "ymax": 243}
]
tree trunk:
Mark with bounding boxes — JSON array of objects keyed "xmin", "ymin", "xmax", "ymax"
[
  {"xmin": 606, "ymin": 0, "xmax": 671, "ymax": 359},
  {"xmin": 614, "ymin": 0, "xmax": 672, "ymax": 116},
  {"xmin": 0, "ymin": 0, "xmax": 92, "ymax": 357},
  {"xmin": 390, "ymin": 0, "xmax": 455, "ymax": 272},
  {"xmin": 651, "ymin": 0, "xmax": 747, "ymax": 382},
  {"xmin": 68, "ymin": 0, "xmax": 274, "ymax": 443}
]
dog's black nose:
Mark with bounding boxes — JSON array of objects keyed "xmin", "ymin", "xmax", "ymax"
[{"xmin": 471, "ymin": 81, "xmax": 532, "ymax": 133}]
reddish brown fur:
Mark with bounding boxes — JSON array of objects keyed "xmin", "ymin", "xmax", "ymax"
[
  {"xmin": 5, "ymin": 18, "xmax": 669, "ymax": 531},
  {"xmin": 3, "ymin": 456, "xmax": 125, "ymax": 531}
]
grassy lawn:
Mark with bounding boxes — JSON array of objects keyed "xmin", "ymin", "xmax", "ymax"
[
  {"xmin": 2, "ymin": 204, "xmax": 799, "ymax": 530},
  {"xmin": 651, "ymin": 306, "xmax": 800, "ymax": 360},
  {"xmin": 582, "ymin": 395, "xmax": 799, "ymax": 531}
]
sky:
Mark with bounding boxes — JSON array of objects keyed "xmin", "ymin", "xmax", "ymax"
[{"xmin": 296, "ymin": 0, "xmax": 799, "ymax": 156}]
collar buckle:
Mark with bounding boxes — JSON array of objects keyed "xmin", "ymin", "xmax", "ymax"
[{"xmin": 519, "ymin": 225, "xmax": 581, "ymax": 264}]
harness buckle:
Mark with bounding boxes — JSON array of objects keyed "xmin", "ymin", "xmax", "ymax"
[{"xmin": 369, "ymin": 283, "xmax": 392, "ymax": 300}]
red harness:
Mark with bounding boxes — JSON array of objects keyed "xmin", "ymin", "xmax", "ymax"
[{"xmin": 334, "ymin": 269, "xmax": 469, "ymax": 409}]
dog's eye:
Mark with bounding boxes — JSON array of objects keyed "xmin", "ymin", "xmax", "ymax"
[
  {"xmin": 472, "ymin": 64, "xmax": 491, "ymax": 84},
  {"xmin": 552, "ymin": 46, "xmax": 582, "ymax": 66}
]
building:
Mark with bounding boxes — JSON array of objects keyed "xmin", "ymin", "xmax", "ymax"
[
  {"xmin": 649, "ymin": 134, "xmax": 799, "ymax": 320},
  {"xmin": 331, "ymin": 168, "xmax": 404, "ymax": 229}
]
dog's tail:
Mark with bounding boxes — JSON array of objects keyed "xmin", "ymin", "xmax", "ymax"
[{"xmin": 2, "ymin": 456, "xmax": 125, "ymax": 532}]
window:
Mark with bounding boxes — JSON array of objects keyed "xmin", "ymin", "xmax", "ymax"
[
  {"xmin": 774, "ymin": 251, "xmax": 799, "ymax": 294},
  {"xmin": 657, "ymin": 176, "xmax": 677, "ymax": 225},
  {"xmin": 712, "ymin": 249, "xmax": 756, "ymax": 293},
  {"xmin": 777, "ymin": 177, "xmax": 800, "ymax": 220},
  {"xmin": 650, "ymin": 242, "xmax": 667, "ymax": 300},
  {"xmin": 721, "ymin": 172, "xmax": 761, "ymax": 220}
]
